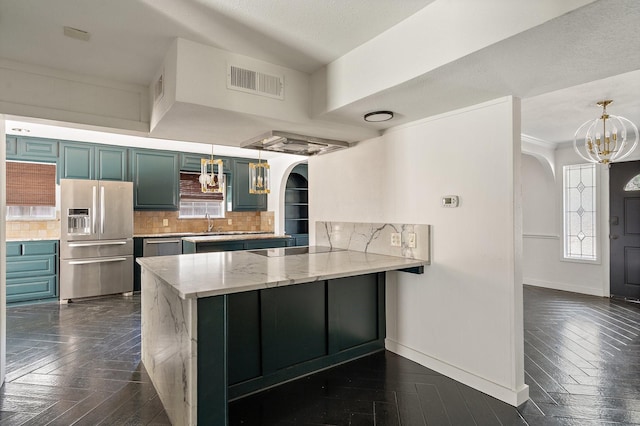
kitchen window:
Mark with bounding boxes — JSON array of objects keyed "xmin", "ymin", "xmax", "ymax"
[
  {"xmin": 178, "ymin": 172, "xmax": 225, "ymax": 219},
  {"xmin": 6, "ymin": 161, "xmax": 57, "ymax": 220},
  {"xmin": 563, "ymin": 163, "xmax": 597, "ymax": 261}
]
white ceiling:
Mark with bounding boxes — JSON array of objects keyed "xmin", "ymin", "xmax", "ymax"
[{"xmin": 1, "ymin": 0, "xmax": 639, "ymax": 148}]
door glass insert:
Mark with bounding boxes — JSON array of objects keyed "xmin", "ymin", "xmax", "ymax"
[
  {"xmin": 623, "ymin": 174, "xmax": 640, "ymax": 191},
  {"xmin": 563, "ymin": 163, "xmax": 597, "ymax": 260}
]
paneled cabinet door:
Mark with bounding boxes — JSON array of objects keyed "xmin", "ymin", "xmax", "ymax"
[
  {"xmin": 10, "ymin": 137, "xmax": 58, "ymax": 162},
  {"xmin": 6, "ymin": 136, "xmax": 17, "ymax": 156},
  {"xmin": 130, "ymin": 149, "xmax": 180, "ymax": 210},
  {"xmin": 96, "ymin": 146, "xmax": 128, "ymax": 181},
  {"xmin": 232, "ymin": 158, "xmax": 267, "ymax": 211},
  {"xmin": 59, "ymin": 142, "xmax": 95, "ymax": 180}
]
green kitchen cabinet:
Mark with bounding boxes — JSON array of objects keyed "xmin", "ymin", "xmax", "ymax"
[
  {"xmin": 180, "ymin": 153, "xmax": 231, "ymax": 173},
  {"xmin": 96, "ymin": 145, "xmax": 128, "ymax": 181},
  {"xmin": 182, "ymin": 237, "xmax": 294, "ymax": 254},
  {"xmin": 5, "ymin": 240, "xmax": 58, "ymax": 304},
  {"xmin": 232, "ymin": 158, "xmax": 267, "ymax": 211},
  {"xmin": 130, "ymin": 149, "xmax": 180, "ymax": 210},
  {"xmin": 6, "ymin": 136, "xmax": 17, "ymax": 156},
  {"xmin": 7, "ymin": 137, "xmax": 58, "ymax": 162},
  {"xmin": 59, "ymin": 142, "xmax": 95, "ymax": 180}
]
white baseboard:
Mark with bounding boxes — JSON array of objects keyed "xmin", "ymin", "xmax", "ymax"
[
  {"xmin": 524, "ymin": 278, "xmax": 606, "ymax": 297},
  {"xmin": 385, "ymin": 339, "xmax": 529, "ymax": 407}
]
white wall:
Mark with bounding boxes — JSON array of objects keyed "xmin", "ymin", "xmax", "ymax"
[
  {"xmin": 309, "ymin": 97, "xmax": 528, "ymax": 406},
  {"xmin": 0, "ymin": 59, "xmax": 149, "ymax": 133},
  {"xmin": 522, "ymin": 154, "xmax": 556, "ymax": 236}
]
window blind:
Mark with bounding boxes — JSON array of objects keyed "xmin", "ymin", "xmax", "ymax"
[
  {"xmin": 179, "ymin": 172, "xmax": 224, "ymax": 201},
  {"xmin": 6, "ymin": 161, "xmax": 56, "ymax": 206}
]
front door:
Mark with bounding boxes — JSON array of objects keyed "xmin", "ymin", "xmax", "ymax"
[{"xmin": 610, "ymin": 160, "xmax": 640, "ymax": 299}]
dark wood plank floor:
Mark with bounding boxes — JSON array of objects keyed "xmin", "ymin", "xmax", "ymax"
[{"xmin": 1, "ymin": 286, "xmax": 639, "ymax": 425}]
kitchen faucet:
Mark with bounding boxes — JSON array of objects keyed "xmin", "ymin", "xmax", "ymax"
[{"xmin": 205, "ymin": 212, "xmax": 214, "ymax": 232}]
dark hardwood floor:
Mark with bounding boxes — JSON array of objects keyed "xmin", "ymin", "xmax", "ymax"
[{"xmin": 1, "ymin": 286, "xmax": 639, "ymax": 425}]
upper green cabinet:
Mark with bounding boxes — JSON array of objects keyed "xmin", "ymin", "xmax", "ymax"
[
  {"xmin": 180, "ymin": 153, "xmax": 231, "ymax": 173},
  {"xmin": 59, "ymin": 142, "xmax": 95, "ymax": 180},
  {"xmin": 58, "ymin": 143, "xmax": 127, "ymax": 181},
  {"xmin": 130, "ymin": 149, "xmax": 180, "ymax": 210},
  {"xmin": 7, "ymin": 137, "xmax": 58, "ymax": 162},
  {"xmin": 232, "ymin": 158, "xmax": 267, "ymax": 211},
  {"xmin": 96, "ymin": 146, "xmax": 128, "ymax": 181},
  {"xmin": 6, "ymin": 136, "xmax": 17, "ymax": 156}
]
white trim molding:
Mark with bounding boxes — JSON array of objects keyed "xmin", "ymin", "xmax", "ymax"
[{"xmin": 386, "ymin": 339, "xmax": 530, "ymax": 407}]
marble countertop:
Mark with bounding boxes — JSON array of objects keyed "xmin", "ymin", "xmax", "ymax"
[
  {"xmin": 137, "ymin": 248, "xmax": 426, "ymax": 299},
  {"xmin": 182, "ymin": 233, "xmax": 290, "ymax": 243},
  {"xmin": 134, "ymin": 231, "xmax": 271, "ymax": 238}
]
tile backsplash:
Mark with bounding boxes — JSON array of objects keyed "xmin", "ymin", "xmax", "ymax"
[
  {"xmin": 6, "ymin": 211, "xmax": 275, "ymax": 240},
  {"xmin": 6, "ymin": 218, "xmax": 61, "ymax": 240},
  {"xmin": 133, "ymin": 211, "xmax": 275, "ymax": 235}
]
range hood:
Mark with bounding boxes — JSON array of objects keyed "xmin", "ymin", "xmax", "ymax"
[{"xmin": 240, "ymin": 131, "xmax": 350, "ymax": 156}]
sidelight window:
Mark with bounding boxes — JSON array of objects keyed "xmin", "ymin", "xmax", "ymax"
[{"xmin": 563, "ymin": 163, "xmax": 597, "ymax": 261}]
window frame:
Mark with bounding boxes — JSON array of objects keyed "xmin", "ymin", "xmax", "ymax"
[{"xmin": 562, "ymin": 163, "xmax": 600, "ymax": 264}]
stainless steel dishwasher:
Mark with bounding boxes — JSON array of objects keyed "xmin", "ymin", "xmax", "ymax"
[{"xmin": 142, "ymin": 237, "xmax": 183, "ymax": 257}]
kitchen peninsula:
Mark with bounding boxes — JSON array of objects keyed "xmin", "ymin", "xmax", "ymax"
[{"xmin": 137, "ymin": 246, "xmax": 427, "ymax": 425}]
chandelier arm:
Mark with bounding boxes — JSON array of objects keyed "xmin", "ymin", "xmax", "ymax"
[
  {"xmin": 611, "ymin": 116, "xmax": 639, "ymax": 162},
  {"xmin": 573, "ymin": 119, "xmax": 598, "ymax": 163}
]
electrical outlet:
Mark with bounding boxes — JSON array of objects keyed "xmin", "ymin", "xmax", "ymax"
[
  {"xmin": 407, "ymin": 232, "xmax": 416, "ymax": 248},
  {"xmin": 162, "ymin": 219, "xmax": 169, "ymax": 227},
  {"xmin": 228, "ymin": 219, "xmax": 232, "ymax": 225},
  {"xmin": 390, "ymin": 233, "xmax": 401, "ymax": 247}
]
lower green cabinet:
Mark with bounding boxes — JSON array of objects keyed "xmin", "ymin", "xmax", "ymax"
[
  {"xmin": 6, "ymin": 240, "xmax": 58, "ymax": 304},
  {"xmin": 217, "ymin": 272, "xmax": 385, "ymax": 399},
  {"xmin": 182, "ymin": 237, "xmax": 294, "ymax": 254}
]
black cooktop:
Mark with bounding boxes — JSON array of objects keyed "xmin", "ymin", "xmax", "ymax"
[{"xmin": 249, "ymin": 246, "xmax": 344, "ymax": 257}]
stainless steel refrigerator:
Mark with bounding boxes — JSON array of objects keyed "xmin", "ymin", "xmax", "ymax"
[{"xmin": 60, "ymin": 179, "xmax": 133, "ymax": 302}]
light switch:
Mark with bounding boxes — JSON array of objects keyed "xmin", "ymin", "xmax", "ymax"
[{"xmin": 162, "ymin": 219, "xmax": 169, "ymax": 227}]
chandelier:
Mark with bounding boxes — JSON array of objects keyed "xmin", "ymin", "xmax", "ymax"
[
  {"xmin": 199, "ymin": 147, "xmax": 224, "ymax": 193},
  {"xmin": 573, "ymin": 100, "xmax": 639, "ymax": 164},
  {"xmin": 249, "ymin": 150, "xmax": 270, "ymax": 194}
]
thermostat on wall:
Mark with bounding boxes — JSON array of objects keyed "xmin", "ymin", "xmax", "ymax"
[{"xmin": 442, "ymin": 195, "xmax": 459, "ymax": 208}]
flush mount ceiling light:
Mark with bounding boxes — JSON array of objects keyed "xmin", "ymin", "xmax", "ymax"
[
  {"xmin": 364, "ymin": 111, "xmax": 394, "ymax": 122},
  {"xmin": 573, "ymin": 100, "xmax": 639, "ymax": 165},
  {"xmin": 199, "ymin": 146, "xmax": 224, "ymax": 193},
  {"xmin": 249, "ymin": 150, "xmax": 270, "ymax": 194}
]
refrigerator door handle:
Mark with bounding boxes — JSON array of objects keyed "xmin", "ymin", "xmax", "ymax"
[
  {"xmin": 100, "ymin": 185, "xmax": 105, "ymax": 235},
  {"xmin": 68, "ymin": 257, "xmax": 128, "ymax": 265},
  {"xmin": 92, "ymin": 185, "xmax": 98, "ymax": 234},
  {"xmin": 67, "ymin": 241, "xmax": 128, "ymax": 247}
]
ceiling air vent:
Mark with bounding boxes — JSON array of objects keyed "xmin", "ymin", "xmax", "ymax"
[{"xmin": 227, "ymin": 65, "xmax": 284, "ymax": 100}]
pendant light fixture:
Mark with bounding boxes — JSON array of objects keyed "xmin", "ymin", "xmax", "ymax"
[
  {"xmin": 573, "ymin": 100, "xmax": 639, "ymax": 164},
  {"xmin": 199, "ymin": 146, "xmax": 224, "ymax": 193},
  {"xmin": 249, "ymin": 150, "xmax": 270, "ymax": 194}
]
